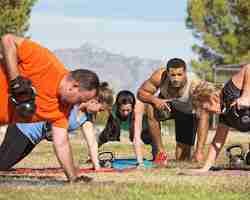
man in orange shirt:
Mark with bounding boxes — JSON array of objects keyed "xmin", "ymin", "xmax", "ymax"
[{"xmin": 0, "ymin": 34, "xmax": 100, "ymax": 182}]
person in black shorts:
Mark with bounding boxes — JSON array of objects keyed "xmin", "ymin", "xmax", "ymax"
[
  {"xmin": 193, "ymin": 64, "xmax": 250, "ymax": 172},
  {"xmin": 155, "ymin": 102, "xmax": 197, "ymax": 148},
  {"xmin": 138, "ymin": 58, "xmax": 213, "ymax": 162}
]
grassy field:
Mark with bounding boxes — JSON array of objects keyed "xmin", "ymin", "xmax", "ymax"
[{"xmin": 0, "ymin": 129, "xmax": 250, "ymax": 200}]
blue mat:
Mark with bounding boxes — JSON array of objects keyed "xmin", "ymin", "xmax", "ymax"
[{"xmin": 112, "ymin": 158, "xmax": 155, "ymax": 169}]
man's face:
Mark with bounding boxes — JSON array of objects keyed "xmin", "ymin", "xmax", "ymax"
[
  {"xmin": 118, "ymin": 103, "xmax": 133, "ymax": 120},
  {"xmin": 60, "ymin": 81, "xmax": 97, "ymax": 104},
  {"xmin": 168, "ymin": 67, "xmax": 187, "ymax": 88}
]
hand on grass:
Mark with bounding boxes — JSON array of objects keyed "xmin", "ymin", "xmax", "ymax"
[
  {"xmin": 192, "ymin": 151, "xmax": 204, "ymax": 163},
  {"xmin": 69, "ymin": 175, "xmax": 93, "ymax": 183},
  {"xmin": 136, "ymin": 162, "xmax": 145, "ymax": 170}
]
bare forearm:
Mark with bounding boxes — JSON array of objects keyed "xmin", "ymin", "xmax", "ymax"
[
  {"xmin": 81, "ymin": 122, "xmax": 100, "ymax": 169},
  {"xmin": 133, "ymin": 137, "xmax": 144, "ymax": 164},
  {"xmin": 1, "ymin": 34, "xmax": 19, "ymax": 80},
  {"xmin": 202, "ymin": 124, "xmax": 229, "ymax": 170},
  {"xmin": 52, "ymin": 127, "xmax": 77, "ymax": 181},
  {"xmin": 241, "ymin": 64, "xmax": 250, "ymax": 98},
  {"xmin": 137, "ymin": 90, "xmax": 157, "ymax": 105},
  {"xmin": 132, "ymin": 112, "xmax": 144, "ymax": 164},
  {"xmin": 196, "ymin": 110, "xmax": 209, "ymax": 152},
  {"xmin": 202, "ymin": 144, "xmax": 219, "ymax": 170},
  {"xmin": 53, "ymin": 141, "xmax": 76, "ymax": 179},
  {"xmin": 133, "ymin": 101, "xmax": 145, "ymax": 164}
]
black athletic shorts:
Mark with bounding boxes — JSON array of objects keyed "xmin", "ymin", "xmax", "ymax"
[{"xmin": 155, "ymin": 105, "xmax": 197, "ymax": 146}]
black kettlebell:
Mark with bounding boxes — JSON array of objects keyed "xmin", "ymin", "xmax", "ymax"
[
  {"xmin": 98, "ymin": 151, "xmax": 114, "ymax": 168},
  {"xmin": 222, "ymin": 105, "xmax": 250, "ymax": 132},
  {"xmin": 226, "ymin": 144, "xmax": 245, "ymax": 168},
  {"xmin": 10, "ymin": 87, "xmax": 36, "ymax": 119},
  {"xmin": 154, "ymin": 102, "xmax": 173, "ymax": 121},
  {"xmin": 246, "ymin": 143, "xmax": 250, "ymax": 165}
]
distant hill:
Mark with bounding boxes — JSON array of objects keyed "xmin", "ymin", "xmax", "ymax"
[{"xmin": 54, "ymin": 43, "xmax": 161, "ymax": 93}]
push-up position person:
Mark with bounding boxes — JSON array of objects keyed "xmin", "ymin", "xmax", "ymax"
[
  {"xmin": 193, "ymin": 64, "xmax": 250, "ymax": 172},
  {"xmin": 0, "ymin": 82, "xmax": 113, "ymax": 171},
  {"xmin": 138, "ymin": 58, "xmax": 213, "ymax": 164},
  {"xmin": 0, "ymin": 34, "xmax": 100, "ymax": 181},
  {"xmin": 98, "ymin": 90, "xmax": 158, "ymax": 167}
]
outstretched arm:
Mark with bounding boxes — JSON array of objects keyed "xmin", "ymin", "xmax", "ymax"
[
  {"xmin": 199, "ymin": 123, "xmax": 229, "ymax": 172},
  {"xmin": 1, "ymin": 34, "xmax": 24, "ymax": 80},
  {"xmin": 193, "ymin": 109, "xmax": 210, "ymax": 162},
  {"xmin": 132, "ymin": 100, "xmax": 145, "ymax": 166},
  {"xmin": 80, "ymin": 121, "xmax": 100, "ymax": 170},
  {"xmin": 52, "ymin": 126, "xmax": 77, "ymax": 181}
]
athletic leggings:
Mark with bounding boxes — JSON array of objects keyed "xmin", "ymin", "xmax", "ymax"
[{"xmin": 0, "ymin": 124, "xmax": 35, "ymax": 170}]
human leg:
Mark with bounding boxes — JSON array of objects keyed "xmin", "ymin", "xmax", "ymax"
[
  {"xmin": 174, "ymin": 110, "xmax": 197, "ymax": 161},
  {"xmin": 175, "ymin": 142, "xmax": 192, "ymax": 161},
  {"xmin": 192, "ymin": 109, "xmax": 210, "ymax": 162},
  {"xmin": 0, "ymin": 124, "xmax": 35, "ymax": 170},
  {"xmin": 146, "ymin": 104, "xmax": 165, "ymax": 153},
  {"xmin": 140, "ymin": 129, "xmax": 157, "ymax": 160},
  {"xmin": 146, "ymin": 104, "xmax": 168, "ymax": 165}
]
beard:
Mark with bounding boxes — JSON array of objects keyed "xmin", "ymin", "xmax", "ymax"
[{"xmin": 169, "ymin": 78, "xmax": 187, "ymax": 88}]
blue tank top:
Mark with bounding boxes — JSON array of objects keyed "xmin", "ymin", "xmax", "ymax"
[{"xmin": 16, "ymin": 105, "xmax": 91, "ymax": 144}]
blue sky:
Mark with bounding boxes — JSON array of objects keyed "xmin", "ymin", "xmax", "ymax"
[{"xmin": 29, "ymin": 0, "xmax": 196, "ymax": 61}]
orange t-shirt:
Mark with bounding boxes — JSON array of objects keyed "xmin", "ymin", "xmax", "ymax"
[{"xmin": 0, "ymin": 39, "xmax": 71, "ymax": 128}]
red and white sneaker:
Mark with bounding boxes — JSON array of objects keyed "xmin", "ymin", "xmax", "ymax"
[{"xmin": 153, "ymin": 151, "xmax": 168, "ymax": 166}]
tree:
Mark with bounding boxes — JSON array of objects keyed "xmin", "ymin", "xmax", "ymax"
[
  {"xmin": 186, "ymin": 0, "xmax": 250, "ymax": 81},
  {"xmin": 0, "ymin": 0, "xmax": 37, "ymax": 37}
]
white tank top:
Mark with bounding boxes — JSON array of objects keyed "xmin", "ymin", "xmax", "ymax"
[{"xmin": 160, "ymin": 73, "xmax": 193, "ymax": 114}]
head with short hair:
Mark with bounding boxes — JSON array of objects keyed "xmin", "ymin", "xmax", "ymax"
[
  {"xmin": 59, "ymin": 69, "xmax": 100, "ymax": 104},
  {"xmin": 166, "ymin": 58, "xmax": 186, "ymax": 71},
  {"xmin": 69, "ymin": 69, "xmax": 100, "ymax": 91},
  {"xmin": 115, "ymin": 90, "xmax": 136, "ymax": 120},
  {"xmin": 96, "ymin": 82, "xmax": 114, "ymax": 112},
  {"xmin": 165, "ymin": 58, "xmax": 187, "ymax": 88}
]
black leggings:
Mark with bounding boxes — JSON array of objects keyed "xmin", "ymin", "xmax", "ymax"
[{"xmin": 0, "ymin": 124, "xmax": 35, "ymax": 170}]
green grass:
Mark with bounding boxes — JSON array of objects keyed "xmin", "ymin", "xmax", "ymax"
[
  {"xmin": 0, "ymin": 130, "xmax": 250, "ymax": 199},
  {"xmin": 0, "ymin": 181, "xmax": 249, "ymax": 200}
]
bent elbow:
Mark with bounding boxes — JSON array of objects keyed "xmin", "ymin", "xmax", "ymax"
[
  {"xmin": 1, "ymin": 33, "xmax": 15, "ymax": 46},
  {"xmin": 137, "ymin": 89, "xmax": 144, "ymax": 101}
]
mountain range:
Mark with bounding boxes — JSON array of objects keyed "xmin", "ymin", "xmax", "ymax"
[{"xmin": 54, "ymin": 43, "xmax": 161, "ymax": 93}]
